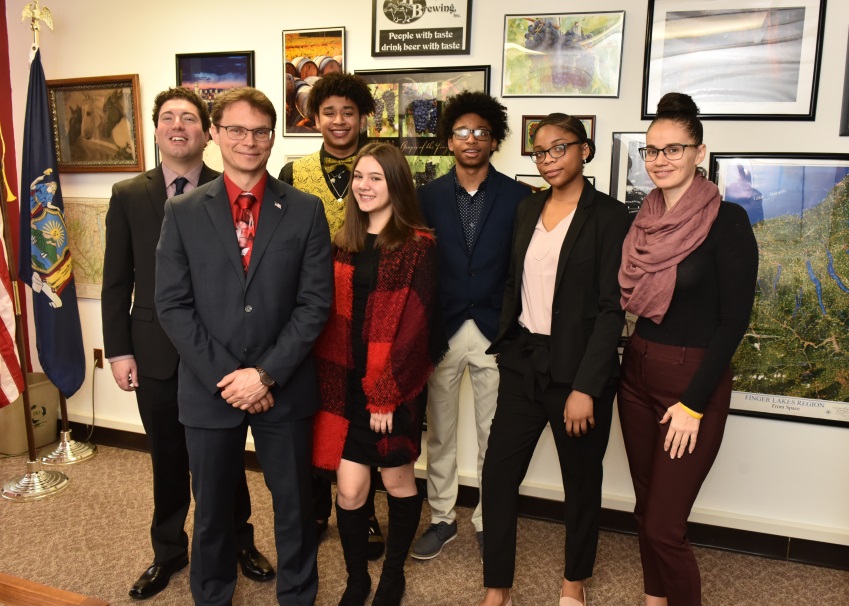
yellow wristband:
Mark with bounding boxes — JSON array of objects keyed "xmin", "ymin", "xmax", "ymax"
[{"xmin": 680, "ymin": 403, "xmax": 704, "ymax": 420}]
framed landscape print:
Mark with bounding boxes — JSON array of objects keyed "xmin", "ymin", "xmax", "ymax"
[
  {"xmin": 47, "ymin": 74, "xmax": 144, "ymax": 173},
  {"xmin": 356, "ymin": 66, "xmax": 490, "ymax": 186},
  {"xmin": 283, "ymin": 27, "xmax": 345, "ymax": 136},
  {"xmin": 502, "ymin": 12, "xmax": 625, "ymax": 97},
  {"xmin": 176, "ymin": 51, "xmax": 255, "ymax": 113},
  {"xmin": 642, "ymin": 0, "xmax": 826, "ymax": 119},
  {"xmin": 710, "ymin": 152, "xmax": 849, "ymax": 427}
]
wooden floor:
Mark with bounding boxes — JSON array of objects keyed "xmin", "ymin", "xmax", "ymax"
[{"xmin": 0, "ymin": 573, "xmax": 108, "ymax": 606}]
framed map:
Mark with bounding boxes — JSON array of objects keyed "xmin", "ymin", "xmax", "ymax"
[
  {"xmin": 710, "ymin": 153, "xmax": 849, "ymax": 427},
  {"xmin": 64, "ymin": 198, "xmax": 108, "ymax": 299}
]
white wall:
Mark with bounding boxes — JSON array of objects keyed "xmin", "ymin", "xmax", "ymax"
[{"xmin": 6, "ymin": 0, "xmax": 848, "ymax": 546}]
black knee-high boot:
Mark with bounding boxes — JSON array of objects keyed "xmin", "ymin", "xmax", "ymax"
[
  {"xmin": 336, "ymin": 501, "xmax": 372, "ymax": 606},
  {"xmin": 372, "ymin": 491, "xmax": 423, "ymax": 606}
]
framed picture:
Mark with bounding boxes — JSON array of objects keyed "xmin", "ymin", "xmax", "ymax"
[
  {"xmin": 610, "ymin": 132, "xmax": 652, "ymax": 215},
  {"xmin": 642, "ymin": 0, "xmax": 826, "ymax": 120},
  {"xmin": 63, "ymin": 198, "xmax": 108, "ymax": 299},
  {"xmin": 176, "ymin": 51, "xmax": 255, "ymax": 113},
  {"xmin": 710, "ymin": 152, "xmax": 849, "ymax": 427},
  {"xmin": 283, "ymin": 27, "xmax": 345, "ymax": 136},
  {"xmin": 515, "ymin": 173, "xmax": 594, "ymax": 192},
  {"xmin": 371, "ymin": 0, "xmax": 472, "ymax": 57},
  {"xmin": 841, "ymin": 30, "xmax": 849, "ymax": 136},
  {"xmin": 46, "ymin": 74, "xmax": 144, "ymax": 173},
  {"xmin": 520, "ymin": 114, "xmax": 595, "ymax": 155},
  {"xmin": 356, "ymin": 66, "xmax": 490, "ymax": 186},
  {"xmin": 502, "ymin": 12, "xmax": 625, "ymax": 97}
]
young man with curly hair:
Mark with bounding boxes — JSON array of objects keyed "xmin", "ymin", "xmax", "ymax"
[
  {"xmin": 412, "ymin": 91, "xmax": 531, "ymax": 561},
  {"xmin": 278, "ymin": 72, "xmax": 387, "ymax": 559}
]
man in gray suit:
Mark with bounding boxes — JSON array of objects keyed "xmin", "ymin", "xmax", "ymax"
[
  {"xmin": 155, "ymin": 87, "xmax": 333, "ymax": 606},
  {"xmin": 101, "ymin": 87, "xmax": 272, "ymax": 600}
]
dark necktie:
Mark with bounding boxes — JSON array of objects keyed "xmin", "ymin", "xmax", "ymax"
[
  {"xmin": 173, "ymin": 176, "xmax": 189, "ymax": 196},
  {"xmin": 235, "ymin": 192, "xmax": 256, "ymax": 272}
]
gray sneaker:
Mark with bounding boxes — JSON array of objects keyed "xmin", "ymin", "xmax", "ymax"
[{"xmin": 410, "ymin": 521, "xmax": 457, "ymax": 560}]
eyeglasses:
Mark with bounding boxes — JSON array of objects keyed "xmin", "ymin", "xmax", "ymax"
[
  {"xmin": 216, "ymin": 124, "xmax": 274, "ymax": 142},
  {"xmin": 452, "ymin": 128, "xmax": 491, "ymax": 141},
  {"xmin": 638, "ymin": 144, "xmax": 696, "ymax": 161},
  {"xmin": 529, "ymin": 141, "xmax": 582, "ymax": 164}
]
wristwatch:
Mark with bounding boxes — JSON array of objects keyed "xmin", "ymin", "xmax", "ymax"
[{"xmin": 255, "ymin": 367, "xmax": 276, "ymax": 387}]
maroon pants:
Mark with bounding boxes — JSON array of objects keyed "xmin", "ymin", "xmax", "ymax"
[{"xmin": 617, "ymin": 333, "xmax": 731, "ymax": 606}]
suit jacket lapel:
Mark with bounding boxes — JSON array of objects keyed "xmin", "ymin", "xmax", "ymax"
[
  {"xmin": 245, "ymin": 179, "xmax": 289, "ymax": 287},
  {"xmin": 469, "ymin": 166, "xmax": 498, "ymax": 253},
  {"xmin": 512, "ymin": 190, "xmax": 547, "ymax": 303},
  {"xmin": 145, "ymin": 167, "xmax": 168, "ymax": 223},
  {"xmin": 442, "ymin": 170, "xmax": 469, "ymax": 255},
  {"xmin": 553, "ymin": 179, "xmax": 595, "ymax": 296},
  {"xmin": 204, "ymin": 178, "xmax": 246, "ymax": 281}
]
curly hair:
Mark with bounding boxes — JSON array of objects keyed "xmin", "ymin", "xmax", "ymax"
[
  {"xmin": 438, "ymin": 91, "xmax": 510, "ymax": 151},
  {"xmin": 152, "ymin": 87, "xmax": 211, "ymax": 132},
  {"xmin": 306, "ymin": 72, "xmax": 376, "ymax": 119}
]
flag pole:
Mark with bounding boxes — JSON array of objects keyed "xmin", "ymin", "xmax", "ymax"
[
  {"xmin": 0, "ymin": 136, "xmax": 68, "ymax": 501},
  {"xmin": 40, "ymin": 390, "xmax": 98, "ymax": 464}
]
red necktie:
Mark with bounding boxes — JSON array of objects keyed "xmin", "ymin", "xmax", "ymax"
[{"xmin": 235, "ymin": 192, "xmax": 256, "ymax": 272}]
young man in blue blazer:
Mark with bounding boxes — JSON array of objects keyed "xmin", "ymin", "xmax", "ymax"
[{"xmin": 412, "ymin": 92, "xmax": 531, "ymax": 561}]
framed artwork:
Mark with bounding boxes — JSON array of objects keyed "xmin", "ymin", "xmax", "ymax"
[
  {"xmin": 841, "ymin": 30, "xmax": 849, "ymax": 136},
  {"xmin": 371, "ymin": 0, "xmax": 472, "ymax": 57},
  {"xmin": 355, "ymin": 66, "xmax": 490, "ymax": 186},
  {"xmin": 46, "ymin": 74, "xmax": 144, "ymax": 173},
  {"xmin": 515, "ymin": 173, "xmax": 594, "ymax": 192},
  {"xmin": 610, "ymin": 132, "xmax": 652, "ymax": 215},
  {"xmin": 176, "ymin": 51, "xmax": 255, "ymax": 113},
  {"xmin": 502, "ymin": 12, "xmax": 625, "ymax": 97},
  {"xmin": 710, "ymin": 152, "xmax": 849, "ymax": 427},
  {"xmin": 642, "ymin": 0, "xmax": 826, "ymax": 120},
  {"xmin": 283, "ymin": 27, "xmax": 345, "ymax": 136},
  {"xmin": 520, "ymin": 114, "xmax": 595, "ymax": 155},
  {"xmin": 63, "ymin": 198, "xmax": 108, "ymax": 299}
]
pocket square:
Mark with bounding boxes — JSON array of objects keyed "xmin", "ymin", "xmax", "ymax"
[{"xmin": 274, "ymin": 202, "xmax": 281, "ymax": 209}]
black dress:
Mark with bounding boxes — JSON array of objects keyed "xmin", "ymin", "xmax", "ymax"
[{"xmin": 341, "ymin": 234, "xmax": 424, "ymax": 468}]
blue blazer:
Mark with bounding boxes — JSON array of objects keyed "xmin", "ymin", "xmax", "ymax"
[{"xmin": 418, "ymin": 167, "xmax": 531, "ymax": 341}]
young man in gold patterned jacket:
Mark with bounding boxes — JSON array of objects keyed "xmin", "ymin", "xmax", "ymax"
[{"xmin": 277, "ymin": 71, "xmax": 386, "ymax": 559}]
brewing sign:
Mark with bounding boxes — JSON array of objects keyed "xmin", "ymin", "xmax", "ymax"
[{"xmin": 372, "ymin": 0, "xmax": 472, "ymax": 56}]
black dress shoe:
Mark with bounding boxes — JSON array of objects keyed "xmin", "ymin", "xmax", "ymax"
[
  {"xmin": 238, "ymin": 546, "xmax": 275, "ymax": 582},
  {"xmin": 366, "ymin": 516, "xmax": 385, "ymax": 561},
  {"xmin": 128, "ymin": 555, "xmax": 188, "ymax": 600}
]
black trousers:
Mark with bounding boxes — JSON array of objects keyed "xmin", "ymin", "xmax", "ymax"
[
  {"xmin": 481, "ymin": 340, "xmax": 615, "ymax": 588},
  {"xmin": 185, "ymin": 416, "xmax": 317, "ymax": 606},
  {"xmin": 135, "ymin": 374, "xmax": 253, "ymax": 564}
]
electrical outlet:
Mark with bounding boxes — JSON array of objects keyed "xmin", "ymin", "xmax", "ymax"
[{"xmin": 93, "ymin": 348, "xmax": 103, "ymax": 368}]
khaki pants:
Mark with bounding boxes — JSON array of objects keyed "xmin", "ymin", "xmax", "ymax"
[{"xmin": 425, "ymin": 320, "xmax": 499, "ymax": 532}]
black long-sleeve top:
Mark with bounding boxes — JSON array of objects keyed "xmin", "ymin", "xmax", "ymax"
[{"xmin": 635, "ymin": 202, "xmax": 759, "ymax": 413}]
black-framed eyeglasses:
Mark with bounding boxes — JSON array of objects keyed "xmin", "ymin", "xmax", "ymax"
[
  {"xmin": 452, "ymin": 128, "xmax": 491, "ymax": 141},
  {"xmin": 216, "ymin": 124, "xmax": 274, "ymax": 142},
  {"xmin": 638, "ymin": 144, "xmax": 696, "ymax": 161},
  {"xmin": 529, "ymin": 141, "xmax": 582, "ymax": 164}
]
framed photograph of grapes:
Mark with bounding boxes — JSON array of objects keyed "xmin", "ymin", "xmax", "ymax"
[
  {"xmin": 521, "ymin": 114, "xmax": 594, "ymax": 156},
  {"xmin": 283, "ymin": 27, "xmax": 346, "ymax": 136},
  {"xmin": 502, "ymin": 12, "xmax": 625, "ymax": 97},
  {"xmin": 709, "ymin": 152, "xmax": 849, "ymax": 427},
  {"xmin": 642, "ymin": 0, "xmax": 826, "ymax": 120},
  {"xmin": 355, "ymin": 66, "xmax": 490, "ymax": 186}
]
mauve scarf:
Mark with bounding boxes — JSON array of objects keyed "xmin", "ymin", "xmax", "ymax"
[{"xmin": 619, "ymin": 174, "xmax": 721, "ymax": 323}]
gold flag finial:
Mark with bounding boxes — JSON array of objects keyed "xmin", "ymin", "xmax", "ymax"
[{"xmin": 21, "ymin": 1, "xmax": 53, "ymax": 49}]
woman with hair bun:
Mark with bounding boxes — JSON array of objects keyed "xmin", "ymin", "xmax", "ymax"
[
  {"xmin": 617, "ymin": 93, "xmax": 758, "ymax": 606},
  {"xmin": 479, "ymin": 113, "xmax": 629, "ymax": 606}
]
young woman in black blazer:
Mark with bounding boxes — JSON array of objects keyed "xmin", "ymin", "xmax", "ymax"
[{"xmin": 478, "ymin": 114, "xmax": 629, "ymax": 606}]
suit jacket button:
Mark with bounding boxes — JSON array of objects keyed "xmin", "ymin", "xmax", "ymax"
[
  {"xmin": 245, "ymin": 305, "xmax": 253, "ymax": 312},
  {"xmin": 553, "ymin": 308, "xmax": 559, "ymax": 315}
]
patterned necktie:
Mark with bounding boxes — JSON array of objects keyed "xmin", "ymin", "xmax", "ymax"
[
  {"xmin": 235, "ymin": 192, "xmax": 256, "ymax": 272},
  {"xmin": 173, "ymin": 176, "xmax": 189, "ymax": 196}
]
